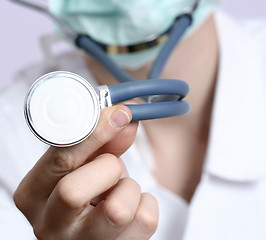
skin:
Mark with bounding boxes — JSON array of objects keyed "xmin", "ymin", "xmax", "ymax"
[
  {"xmin": 14, "ymin": 106, "xmax": 158, "ymax": 239},
  {"xmin": 14, "ymin": 14, "xmax": 218, "ymax": 239},
  {"xmin": 86, "ymin": 15, "xmax": 219, "ymax": 202}
]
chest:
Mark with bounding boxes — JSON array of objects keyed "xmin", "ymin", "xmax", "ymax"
[{"xmin": 149, "ymin": 129, "xmax": 208, "ymax": 203}]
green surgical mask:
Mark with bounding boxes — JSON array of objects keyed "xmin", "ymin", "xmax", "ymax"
[{"xmin": 48, "ymin": 0, "xmax": 220, "ymax": 69}]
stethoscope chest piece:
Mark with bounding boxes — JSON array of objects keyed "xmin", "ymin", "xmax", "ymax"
[{"xmin": 25, "ymin": 71, "xmax": 100, "ymax": 147}]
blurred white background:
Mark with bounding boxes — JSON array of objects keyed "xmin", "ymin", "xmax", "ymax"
[{"xmin": 1, "ymin": 0, "xmax": 266, "ymax": 89}]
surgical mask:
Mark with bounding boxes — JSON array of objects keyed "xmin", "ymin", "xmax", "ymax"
[{"xmin": 48, "ymin": 0, "xmax": 220, "ymax": 70}]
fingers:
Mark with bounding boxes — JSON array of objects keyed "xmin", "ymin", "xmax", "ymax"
[
  {"xmin": 13, "ymin": 105, "xmax": 137, "ymax": 224},
  {"xmin": 33, "ymin": 153, "xmax": 123, "ymax": 238},
  {"xmin": 90, "ymin": 121, "xmax": 139, "ymax": 159},
  {"xmin": 81, "ymin": 177, "xmax": 142, "ymax": 240},
  {"xmin": 33, "ymin": 176, "xmax": 158, "ymax": 240},
  {"xmin": 116, "ymin": 193, "xmax": 159, "ymax": 240}
]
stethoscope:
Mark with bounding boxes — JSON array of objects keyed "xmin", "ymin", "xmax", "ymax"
[{"xmin": 11, "ymin": 0, "xmax": 199, "ymax": 147}]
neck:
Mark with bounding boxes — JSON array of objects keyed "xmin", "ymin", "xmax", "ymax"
[
  {"xmin": 86, "ymin": 15, "xmax": 219, "ymax": 202},
  {"xmin": 87, "ymin": 14, "xmax": 218, "ymax": 132},
  {"xmin": 142, "ymin": 14, "xmax": 218, "ymax": 162},
  {"xmin": 149, "ymin": 14, "xmax": 218, "ymax": 133}
]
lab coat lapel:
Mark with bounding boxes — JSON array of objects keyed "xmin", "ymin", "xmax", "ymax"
[
  {"xmin": 183, "ymin": 11, "xmax": 266, "ymax": 240},
  {"xmin": 204, "ymin": 11, "xmax": 266, "ymax": 181}
]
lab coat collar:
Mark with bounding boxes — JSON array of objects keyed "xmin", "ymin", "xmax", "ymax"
[{"xmin": 204, "ymin": 11, "xmax": 266, "ymax": 181}]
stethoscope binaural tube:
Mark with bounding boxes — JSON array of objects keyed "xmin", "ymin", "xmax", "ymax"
[
  {"xmin": 148, "ymin": 14, "xmax": 192, "ymax": 79},
  {"xmin": 75, "ymin": 14, "xmax": 193, "ymax": 84}
]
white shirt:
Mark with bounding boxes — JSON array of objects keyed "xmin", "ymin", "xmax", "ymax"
[{"xmin": 1, "ymin": 10, "xmax": 266, "ymax": 240}]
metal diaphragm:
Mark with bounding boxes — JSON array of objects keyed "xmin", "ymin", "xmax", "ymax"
[{"xmin": 24, "ymin": 71, "xmax": 100, "ymax": 147}]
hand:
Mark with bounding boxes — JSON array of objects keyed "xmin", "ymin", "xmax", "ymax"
[{"xmin": 13, "ymin": 105, "xmax": 158, "ymax": 240}]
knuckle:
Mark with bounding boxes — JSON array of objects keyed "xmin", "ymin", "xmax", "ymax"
[
  {"xmin": 90, "ymin": 128, "xmax": 110, "ymax": 147},
  {"xmin": 55, "ymin": 178, "xmax": 84, "ymax": 209},
  {"xmin": 13, "ymin": 185, "xmax": 31, "ymax": 212},
  {"xmin": 33, "ymin": 224, "xmax": 50, "ymax": 240},
  {"xmin": 135, "ymin": 208, "xmax": 158, "ymax": 233},
  {"xmin": 102, "ymin": 153, "xmax": 123, "ymax": 179},
  {"xmin": 13, "ymin": 188, "xmax": 24, "ymax": 211},
  {"xmin": 33, "ymin": 224, "xmax": 44, "ymax": 240},
  {"xmin": 135, "ymin": 195, "xmax": 159, "ymax": 233},
  {"xmin": 91, "ymin": 109, "xmax": 121, "ymax": 146},
  {"xmin": 104, "ymin": 199, "xmax": 134, "ymax": 227},
  {"xmin": 122, "ymin": 177, "xmax": 141, "ymax": 192},
  {"xmin": 47, "ymin": 148, "xmax": 76, "ymax": 175}
]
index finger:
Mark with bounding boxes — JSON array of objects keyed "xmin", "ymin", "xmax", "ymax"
[{"xmin": 14, "ymin": 105, "xmax": 136, "ymax": 221}]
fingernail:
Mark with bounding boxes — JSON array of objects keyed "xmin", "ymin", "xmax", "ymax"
[{"xmin": 111, "ymin": 109, "xmax": 130, "ymax": 128}]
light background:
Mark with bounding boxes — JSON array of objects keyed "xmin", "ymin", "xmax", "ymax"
[{"xmin": 1, "ymin": 0, "xmax": 266, "ymax": 89}]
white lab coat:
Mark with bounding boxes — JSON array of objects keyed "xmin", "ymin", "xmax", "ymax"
[{"xmin": 1, "ymin": 10, "xmax": 266, "ymax": 240}]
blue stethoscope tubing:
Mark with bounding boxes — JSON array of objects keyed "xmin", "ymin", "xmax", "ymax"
[
  {"xmin": 11, "ymin": 0, "xmax": 198, "ymax": 121},
  {"xmin": 75, "ymin": 14, "xmax": 192, "ymax": 84},
  {"xmin": 109, "ymin": 79, "xmax": 189, "ymax": 121},
  {"xmin": 75, "ymin": 14, "xmax": 192, "ymax": 121}
]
